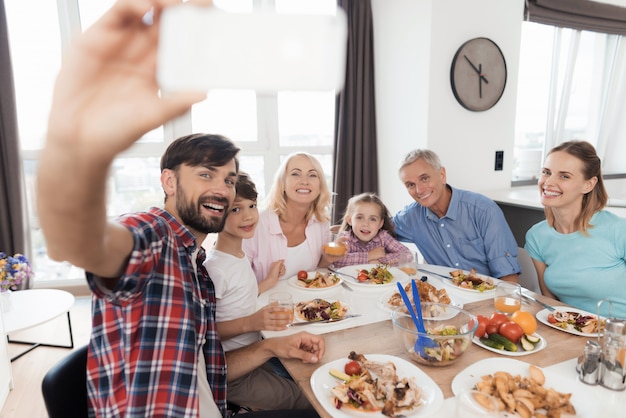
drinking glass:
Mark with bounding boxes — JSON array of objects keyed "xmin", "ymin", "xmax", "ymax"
[
  {"xmin": 494, "ymin": 281, "xmax": 522, "ymax": 314},
  {"xmin": 323, "ymin": 232, "xmax": 348, "ymax": 257},
  {"xmin": 454, "ymin": 390, "xmax": 499, "ymax": 418},
  {"xmin": 268, "ymin": 292, "xmax": 295, "ymax": 323},
  {"xmin": 398, "ymin": 252, "xmax": 418, "ymax": 276}
]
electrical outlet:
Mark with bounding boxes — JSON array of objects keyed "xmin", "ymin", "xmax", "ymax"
[{"xmin": 495, "ymin": 151, "xmax": 504, "ymax": 171}]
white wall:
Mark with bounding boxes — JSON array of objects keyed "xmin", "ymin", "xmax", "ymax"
[{"xmin": 371, "ymin": 0, "xmax": 524, "ymax": 214}]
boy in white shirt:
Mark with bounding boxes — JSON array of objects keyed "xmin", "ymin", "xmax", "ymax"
[{"xmin": 204, "ymin": 172, "xmax": 311, "ymax": 411}]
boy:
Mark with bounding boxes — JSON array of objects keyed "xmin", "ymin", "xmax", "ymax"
[{"xmin": 204, "ymin": 172, "xmax": 311, "ymax": 411}]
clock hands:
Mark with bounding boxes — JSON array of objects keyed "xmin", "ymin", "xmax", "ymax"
[{"xmin": 464, "ymin": 54, "xmax": 489, "ymax": 98}]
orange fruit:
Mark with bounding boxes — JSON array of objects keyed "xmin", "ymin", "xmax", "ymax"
[{"xmin": 510, "ymin": 310, "xmax": 537, "ymax": 335}]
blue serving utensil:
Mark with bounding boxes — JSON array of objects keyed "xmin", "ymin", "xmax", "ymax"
[{"xmin": 396, "ymin": 281, "xmax": 437, "ymax": 358}]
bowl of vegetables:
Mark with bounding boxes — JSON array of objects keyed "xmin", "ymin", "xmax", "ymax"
[{"xmin": 391, "ymin": 303, "xmax": 477, "ymax": 367}]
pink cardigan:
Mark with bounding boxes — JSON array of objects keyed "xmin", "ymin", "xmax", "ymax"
[{"xmin": 242, "ymin": 209, "xmax": 330, "ymax": 283}]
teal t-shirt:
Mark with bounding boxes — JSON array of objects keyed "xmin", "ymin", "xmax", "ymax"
[{"xmin": 525, "ymin": 210, "xmax": 626, "ymax": 318}]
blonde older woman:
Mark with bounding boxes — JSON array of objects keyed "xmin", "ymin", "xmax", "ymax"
[{"xmin": 243, "ymin": 153, "xmax": 338, "ymax": 293}]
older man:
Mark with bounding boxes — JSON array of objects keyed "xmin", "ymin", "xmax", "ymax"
[{"xmin": 393, "ymin": 149, "xmax": 521, "ymax": 282}]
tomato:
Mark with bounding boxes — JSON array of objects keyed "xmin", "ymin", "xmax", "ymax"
[
  {"xmin": 488, "ymin": 312, "xmax": 509, "ymax": 330},
  {"xmin": 475, "ymin": 315, "xmax": 489, "ymax": 338},
  {"xmin": 547, "ymin": 313, "xmax": 557, "ymax": 324},
  {"xmin": 344, "ymin": 360, "xmax": 361, "ymax": 376},
  {"xmin": 297, "ymin": 270, "xmax": 308, "ymax": 280},
  {"xmin": 510, "ymin": 310, "xmax": 538, "ymax": 335},
  {"xmin": 357, "ymin": 272, "xmax": 369, "ymax": 282},
  {"xmin": 486, "ymin": 323, "xmax": 499, "ymax": 336},
  {"xmin": 499, "ymin": 321, "xmax": 524, "ymax": 344}
]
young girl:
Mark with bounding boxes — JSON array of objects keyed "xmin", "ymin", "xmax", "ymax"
[{"xmin": 333, "ymin": 193, "xmax": 412, "ymax": 268}]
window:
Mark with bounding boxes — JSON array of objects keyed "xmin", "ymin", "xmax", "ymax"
[
  {"xmin": 7, "ymin": 0, "xmax": 336, "ymax": 284},
  {"xmin": 514, "ymin": 22, "xmax": 626, "ymax": 182}
]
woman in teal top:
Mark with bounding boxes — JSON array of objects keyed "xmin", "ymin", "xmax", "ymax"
[{"xmin": 525, "ymin": 141, "xmax": 626, "ymax": 318}]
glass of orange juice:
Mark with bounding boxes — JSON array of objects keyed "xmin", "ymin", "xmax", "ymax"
[
  {"xmin": 398, "ymin": 252, "xmax": 418, "ymax": 276},
  {"xmin": 323, "ymin": 233, "xmax": 347, "ymax": 257},
  {"xmin": 268, "ymin": 292, "xmax": 295, "ymax": 323},
  {"xmin": 494, "ymin": 282, "xmax": 522, "ymax": 314}
]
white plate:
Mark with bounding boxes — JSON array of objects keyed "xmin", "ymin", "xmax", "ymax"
[
  {"xmin": 451, "ymin": 357, "xmax": 593, "ymax": 418},
  {"xmin": 287, "ymin": 271, "xmax": 343, "ymax": 291},
  {"xmin": 376, "ymin": 285, "xmax": 463, "ymax": 317},
  {"xmin": 338, "ymin": 264, "xmax": 409, "ymax": 289},
  {"xmin": 438, "ymin": 270, "xmax": 496, "ymax": 293},
  {"xmin": 536, "ymin": 306, "xmax": 603, "ymax": 337},
  {"xmin": 294, "ymin": 299, "xmax": 350, "ymax": 324},
  {"xmin": 472, "ymin": 332, "xmax": 547, "ymax": 356},
  {"xmin": 311, "ymin": 354, "xmax": 444, "ymax": 417}
]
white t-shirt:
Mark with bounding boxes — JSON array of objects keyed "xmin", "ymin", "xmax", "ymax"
[
  {"xmin": 204, "ymin": 249, "xmax": 261, "ymax": 351},
  {"xmin": 284, "ymin": 240, "xmax": 313, "ymax": 280}
]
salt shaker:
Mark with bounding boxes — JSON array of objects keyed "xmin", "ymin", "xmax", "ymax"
[
  {"xmin": 577, "ymin": 339, "xmax": 601, "ymax": 385},
  {"xmin": 599, "ymin": 317, "xmax": 626, "ymax": 391}
]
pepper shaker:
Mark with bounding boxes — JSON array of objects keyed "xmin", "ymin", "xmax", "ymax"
[
  {"xmin": 599, "ymin": 317, "xmax": 626, "ymax": 391},
  {"xmin": 577, "ymin": 340, "xmax": 601, "ymax": 385}
]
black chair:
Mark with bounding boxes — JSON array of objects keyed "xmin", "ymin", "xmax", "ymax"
[
  {"xmin": 41, "ymin": 344, "xmax": 89, "ymax": 418},
  {"xmin": 40, "ymin": 344, "xmax": 319, "ymax": 418}
]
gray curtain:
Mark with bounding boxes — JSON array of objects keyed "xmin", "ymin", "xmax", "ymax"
[
  {"xmin": 0, "ymin": 0, "xmax": 29, "ymax": 287},
  {"xmin": 332, "ymin": 0, "xmax": 378, "ymax": 225},
  {"xmin": 525, "ymin": 0, "xmax": 626, "ymax": 35}
]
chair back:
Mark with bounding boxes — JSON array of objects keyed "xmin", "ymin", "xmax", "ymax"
[
  {"xmin": 517, "ymin": 247, "xmax": 541, "ymax": 294},
  {"xmin": 41, "ymin": 345, "xmax": 89, "ymax": 418}
]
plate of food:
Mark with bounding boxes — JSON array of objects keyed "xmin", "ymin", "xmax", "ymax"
[
  {"xmin": 294, "ymin": 298, "xmax": 349, "ymax": 323},
  {"xmin": 439, "ymin": 268, "xmax": 496, "ymax": 293},
  {"xmin": 451, "ymin": 357, "xmax": 592, "ymax": 418},
  {"xmin": 472, "ymin": 332, "xmax": 546, "ymax": 357},
  {"xmin": 288, "ymin": 270, "xmax": 342, "ymax": 290},
  {"xmin": 338, "ymin": 264, "xmax": 409, "ymax": 289},
  {"xmin": 377, "ymin": 280, "xmax": 462, "ymax": 318},
  {"xmin": 310, "ymin": 352, "xmax": 444, "ymax": 417},
  {"xmin": 536, "ymin": 306, "xmax": 605, "ymax": 337}
]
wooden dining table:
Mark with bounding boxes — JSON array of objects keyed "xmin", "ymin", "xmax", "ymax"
[{"xmin": 260, "ymin": 264, "xmax": 625, "ymax": 417}]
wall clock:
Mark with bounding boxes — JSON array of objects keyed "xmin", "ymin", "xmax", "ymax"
[{"xmin": 450, "ymin": 37, "xmax": 507, "ymax": 112}]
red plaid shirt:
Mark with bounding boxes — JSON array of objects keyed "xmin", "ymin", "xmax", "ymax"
[{"xmin": 86, "ymin": 207, "xmax": 227, "ymax": 417}]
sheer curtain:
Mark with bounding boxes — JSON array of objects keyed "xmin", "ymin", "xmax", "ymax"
[
  {"xmin": 0, "ymin": 0, "xmax": 30, "ymax": 289},
  {"xmin": 332, "ymin": 0, "xmax": 378, "ymax": 224},
  {"xmin": 541, "ymin": 28, "xmax": 625, "ymax": 173}
]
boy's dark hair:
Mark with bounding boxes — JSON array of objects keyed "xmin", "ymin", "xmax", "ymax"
[
  {"xmin": 161, "ymin": 133, "xmax": 240, "ymax": 172},
  {"xmin": 235, "ymin": 171, "xmax": 258, "ymax": 201}
]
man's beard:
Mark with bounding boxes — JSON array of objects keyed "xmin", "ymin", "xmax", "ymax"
[{"xmin": 176, "ymin": 187, "xmax": 229, "ymax": 234}]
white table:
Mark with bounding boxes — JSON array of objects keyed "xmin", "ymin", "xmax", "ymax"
[
  {"xmin": 259, "ymin": 263, "xmax": 497, "ymax": 338},
  {"xmin": 3, "ymin": 289, "xmax": 75, "ymax": 361}
]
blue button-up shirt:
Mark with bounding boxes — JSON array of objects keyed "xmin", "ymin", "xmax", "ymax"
[{"xmin": 393, "ymin": 186, "xmax": 521, "ymax": 279}]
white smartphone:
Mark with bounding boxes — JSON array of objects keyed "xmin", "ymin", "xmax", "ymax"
[{"xmin": 157, "ymin": 5, "xmax": 348, "ymax": 93}]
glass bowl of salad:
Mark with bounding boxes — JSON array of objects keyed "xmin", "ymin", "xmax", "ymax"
[{"xmin": 391, "ymin": 303, "xmax": 477, "ymax": 367}]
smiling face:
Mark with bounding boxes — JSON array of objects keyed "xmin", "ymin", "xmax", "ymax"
[
  {"xmin": 539, "ymin": 150, "xmax": 597, "ymax": 211},
  {"xmin": 399, "ymin": 158, "xmax": 449, "ymax": 215},
  {"xmin": 284, "ymin": 155, "xmax": 321, "ymax": 206},
  {"xmin": 223, "ymin": 196, "xmax": 259, "ymax": 240},
  {"xmin": 163, "ymin": 160, "xmax": 238, "ymax": 236},
  {"xmin": 346, "ymin": 202, "xmax": 384, "ymax": 243}
]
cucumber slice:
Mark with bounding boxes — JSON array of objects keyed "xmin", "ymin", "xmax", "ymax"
[
  {"xmin": 520, "ymin": 335, "xmax": 535, "ymax": 351},
  {"xmin": 525, "ymin": 334, "xmax": 541, "ymax": 344},
  {"xmin": 329, "ymin": 368, "xmax": 351, "ymax": 382}
]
